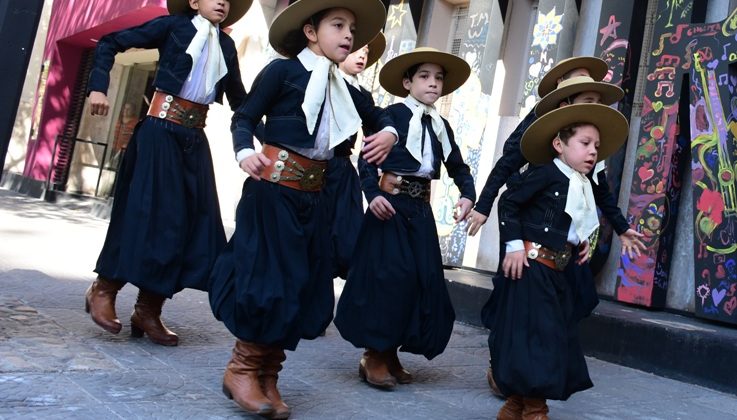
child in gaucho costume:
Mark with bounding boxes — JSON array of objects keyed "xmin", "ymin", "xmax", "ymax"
[
  {"xmin": 85, "ymin": 0, "xmax": 251, "ymax": 346},
  {"xmin": 208, "ymin": 0, "xmax": 395, "ymax": 417},
  {"xmin": 335, "ymin": 47, "xmax": 476, "ymax": 389},
  {"xmin": 491, "ymin": 103, "xmax": 629, "ymax": 419}
]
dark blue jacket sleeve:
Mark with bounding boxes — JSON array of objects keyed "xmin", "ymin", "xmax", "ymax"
[
  {"xmin": 474, "ymin": 110, "xmax": 537, "ymax": 216},
  {"xmin": 358, "ymin": 157, "xmax": 382, "ymax": 204},
  {"xmin": 231, "ymin": 60, "xmax": 284, "ymax": 153},
  {"xmin": 444, "ymin": 122, "xmax": 476, "ymax": 202},
  {"xmin": 591, "ymin": 170, "xmax": 629, "ymax": 234},
  {"xmin": 347, "ymin": 82, "xmax": 392, "ymax": 134},
  {"xmin": 88, "ymin": 15, "xmax": 172, "ymax": 95}
]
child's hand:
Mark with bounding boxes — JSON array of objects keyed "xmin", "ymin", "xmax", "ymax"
[
  {"xmin": 620, "ymin": 228, "xmax": 646, "ymax": 259},
  {"xmin": 454, "ymin": 198, "xmax": 473, "ymax": 223},
  {"xmin": 465, "ymin": 210, "xmax": 487, "ymax": 236},
  {"xmin": 239, "ymin": 153, "xmax": 272, "ymax": 180},
  {"xmin": 577, "ymin": 240, "xmax": 591, "ymax": 265},
  {"xmin": 502, "ymin": 250, "xmax": 528, "ymax": 280},
  {"xmin": 89, "ymin": 91, "xmax": 110, "ymax": 116},
  {"xmin": 369, "ymin": 196, "xmax": 396, "ymax": 220},
  {"xmin": 362, "ymin": 131, "xmax": 396, "ymax": 165}
]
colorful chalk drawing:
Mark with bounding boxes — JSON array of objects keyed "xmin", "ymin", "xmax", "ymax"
[
  {"xmin": 615, "ymin": 0, "xmax": 737, "ymax": 325},
  {"xmin": 518, "ymin": 6, "xmax": 563, "ymax": 117}
]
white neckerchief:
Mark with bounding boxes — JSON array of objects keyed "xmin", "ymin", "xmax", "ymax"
[
  {"xmin": 554, "ymin": 158, "xmax": 600, "ymax": 243},
  {"xmin": 592, "ymin": 160, "xmax": 606, "ymax": 185},
  {"xmin": 186, "ymin": 14, "xmax": 227, "ymax": 98},
  {"xmin": 298, "ymin": 48, "xmax": 361, "ymax": 150},
  {"xmin": 338, "ymin": 68, "xmax": 361, "ymax": 89},
  {"xmin": 404, "ymin": 95, "xmax": 452, "ymax": 164}
]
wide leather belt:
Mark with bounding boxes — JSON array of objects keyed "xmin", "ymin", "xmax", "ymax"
[
  {"xmin": 523, "ymin": 241, "xmax": 573, "ymax": 271},
  {"xmin": 379, "ymin": 172, "xmax": 431, "ymax": 202},
  {"xmin": 147, "ymin": 91, "xmax": 208, "ymax": 128},
  {"xmin": 260, "ymin": 144, "xmax": 327, "ymax": 192}
]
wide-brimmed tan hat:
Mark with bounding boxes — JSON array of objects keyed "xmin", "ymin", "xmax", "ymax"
[
  {"xmin": 167, "ymin": 0, "xmax": 253, "ymax": 28},
  {"xmin": 364, "ymin": 32, "xmax": 386, "ymax": 69},
  {"xmin": 379, "ymin": 47, "xmax": 471, "ymax": 97},
  {"xmin": 268, "ymin": 0, "xmax": 387, "ymax": 57},
  {"xmin": 520, "ymin": 103, "xmax": 629, "ymax": 165},
  {"xmin": 535, "ymin": 76, "xmax": 624, "ymax": 116},
  {"xmin": 537, "ymin": 56, "xmax": 608, "ymax": 98}
]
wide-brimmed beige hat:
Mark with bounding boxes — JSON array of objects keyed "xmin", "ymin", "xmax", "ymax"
[
  {"xmin": 379, "ymin": 47, "xmax": 471, "ymax": 97},
  {"xmin": 535, "ymin": 76, "xmax": 624, "ymax": 116},
  {"xmin": 521, "ymin": 103, "xmax": 629, "ymax": 165},
  {"xmin": 537, "ymin": 56, "xmax": 608, "ymax": 98},
  {"xmin": 167, "ymin": 0, "xmax": 253, "ymax": 28},
  {"xmin": 364, "ymin": 32, "xmax": 386, "ymax": 69},
  {"xmin": 269, "ymin": 0, "xmax": 387, "ymax": 57}
]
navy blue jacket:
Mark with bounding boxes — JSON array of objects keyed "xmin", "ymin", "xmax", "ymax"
[
  {"xmin": 88, "ymin": 14, "xmax": 246, "ymax": 110},
  {"xmin": 231, "ymin": 58, "xmax": 391, "ymax": 154},
  {"xmin": 359, "ymin": 103, "xmax": 476, "ymax": 204},
  {"xmin": 475, "ymin": 110, "xmax": 629, "ymax": 235},
  {"xmin": 498, "ymin": 162, "xmax": 576, "ymax": 252}
]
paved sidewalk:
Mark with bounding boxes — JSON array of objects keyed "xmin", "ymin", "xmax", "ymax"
[{"xmin": 1, "ymin": 188, "xmax": 736, "ymax": 419}]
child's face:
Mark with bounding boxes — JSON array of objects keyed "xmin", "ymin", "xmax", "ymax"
[
  {"xmin": 339, "ymin": 45, "xmax": 369, "ymax": 75},
  {"xmin": 402, "ymin": 63, "xmax": 445, "ymax": 106},
  {"xmin": 189, "ymin": 0, "xmax": 230, "ymax": 25},
  {"xmin": 558, "ymin": 90, "xmax": 602, "ymax": 108},
  {"xmin": 304, "ymin": 8, "xmax": 356, "ymax": 63},
  {"xmin": 553, "ymin": 124, "xmax": 600, "ymax": 174}
]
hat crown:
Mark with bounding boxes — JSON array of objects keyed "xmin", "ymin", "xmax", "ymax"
[{"xmin": 556, "ymin": 75, "xmax": 596, "ymax": 89}]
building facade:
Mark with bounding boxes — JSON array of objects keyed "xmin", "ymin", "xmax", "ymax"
[{"xmin": 5, "ymin": 0, "xmax": 737, "ymax": 325}]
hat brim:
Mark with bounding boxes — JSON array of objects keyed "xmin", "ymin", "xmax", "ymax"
[
  {"xmin": 535, "ymin": 81, "xmax": 623, "ymax": 116},
  {"xmin": 365, "ymin": 32, "xmax": 386, "ymax": 69},
  {"xmin": 269, "ymin": 0, "xmax": 387, "ymax": 57},
  {"xmin": 521, "ymin": 104, "xmax": 629, "ymax": 165},
  {"xmin": 537, "ymin": 57, "xmax": 608, "ymax": 97},
  {"xmin": 167, "ymin": 0, "xmax": 253, "ymax": 27},
  {"xmin": 379, "ymin": 49, "xmax": 471, "ymax": 97}
]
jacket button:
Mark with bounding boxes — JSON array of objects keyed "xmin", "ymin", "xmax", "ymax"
[
  {"xmin": 544, "ymin": 227, "xmax": 549, "ymax": 232},
  {"xmin": 555, "ymin": 192, "xmax": 559, "ymax": 196},
  {"xmin": 501, "ymin": 221, "xmax": 505, "ymax": 226}
]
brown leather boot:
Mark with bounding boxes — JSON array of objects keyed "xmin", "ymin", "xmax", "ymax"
[
  {"xmin": 487, "ymin": 366, "xmax": 503, "ymax": 397},
  {"xmin": 522, "ymin": 398, "xmax": 549, "ymax": 420},
  {"xmin": 358, "ymin": 349, "xmax": 397, "ymax": 389},
  {"xmin": 260, "ymin": 347, "xmax": 291, "ymax": 419},
  {"xmin": 130, "ymin": 290, "xmax": 178, "ymax": 346},
  {"xmin": 223, "ymin": 340, "xmax": 275, "ymax": 417},
  {"xmin": 496, "ymin": 395, "xmax": 524, "ymax": 420},
  {"xmin": 84, "ymin": 277, "xmax": 125, "ymax": 334},
  {"xmin": 386, "ymin": 348, "xmax": 412, "ymax": 384}
]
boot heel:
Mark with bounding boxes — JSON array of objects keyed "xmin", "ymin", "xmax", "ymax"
[
  {"xmin": 131, "ymin": 324, "xmax": 144, "ymax": 338},
  {"xmin": 358, "ymin": 363, "xmax": 367, "ymax": 381},
  {"xmin": 222, "ymin": 384, "xmax": 233, "ymax": 400},
  {"xmin": 84, "ymin": 299, "xmax": 90, "ymax": 314}
]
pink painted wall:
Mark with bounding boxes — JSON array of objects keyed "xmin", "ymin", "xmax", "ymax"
[{"xmin": 25, "ymin": 0, "xmax": 167, "ymax": 180}]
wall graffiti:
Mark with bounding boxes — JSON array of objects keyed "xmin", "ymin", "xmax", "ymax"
[
  {"xmin": 688, "ymin": 19, "xmax": 737, "ymax": 324},
  {"xmin": 590, "ymin": 0, "xmax": 646, "ymax": 274},
  {"xmin": 437, "ymin": 3, "xmax": 497, "ymax": 266},
  {"xmin": 614, "ymin": 0, "xmax": 699, "ymax": 308},
  {"xmin": 616, "ymin": 0, "xmax": 737, "ymax": 326},
  {"xmin": 518, "ymin": 4, "xmax": 565, "ymax": 116}
]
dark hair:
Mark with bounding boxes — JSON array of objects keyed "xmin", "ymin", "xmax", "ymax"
[
  {"xmin": 402, "ymin": 62, "xmax": 447, "ymax": 82},
  {"xmin": 278, "ymin": 9, "xmax": 332, "ymax": 57},
  {"xmin": 557, "ymin": 122, "xmax": 586, "ymax": 144}
]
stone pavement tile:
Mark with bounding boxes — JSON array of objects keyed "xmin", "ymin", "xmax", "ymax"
[
  {"xmin": 417, "ymin": 389, "xmax": 502, "ymax": 416},
  {"xmin": 105, "ymin": 401, "xmax": 256, "ymax": 419},
  {"xmin": 65, "ymin": 371, "xmax": 215, "ymax": 403},
  {"xmin": 90, "ymin": 342, "xmax": 171, "ymax": 371},
  {"xmin": 0, "ymin": 406, "xmax": 118, "ymax": 420},
  {"xmin": 0, "ymin": 373, "xmax": 98, "ymax": 409},
  {"xmin": 683, "ymin": 394, "xmax": 737, "ymax": 417},
  {"xmin": 140, "ymin": 345, "xmax": 230, "ymax": 370}
]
